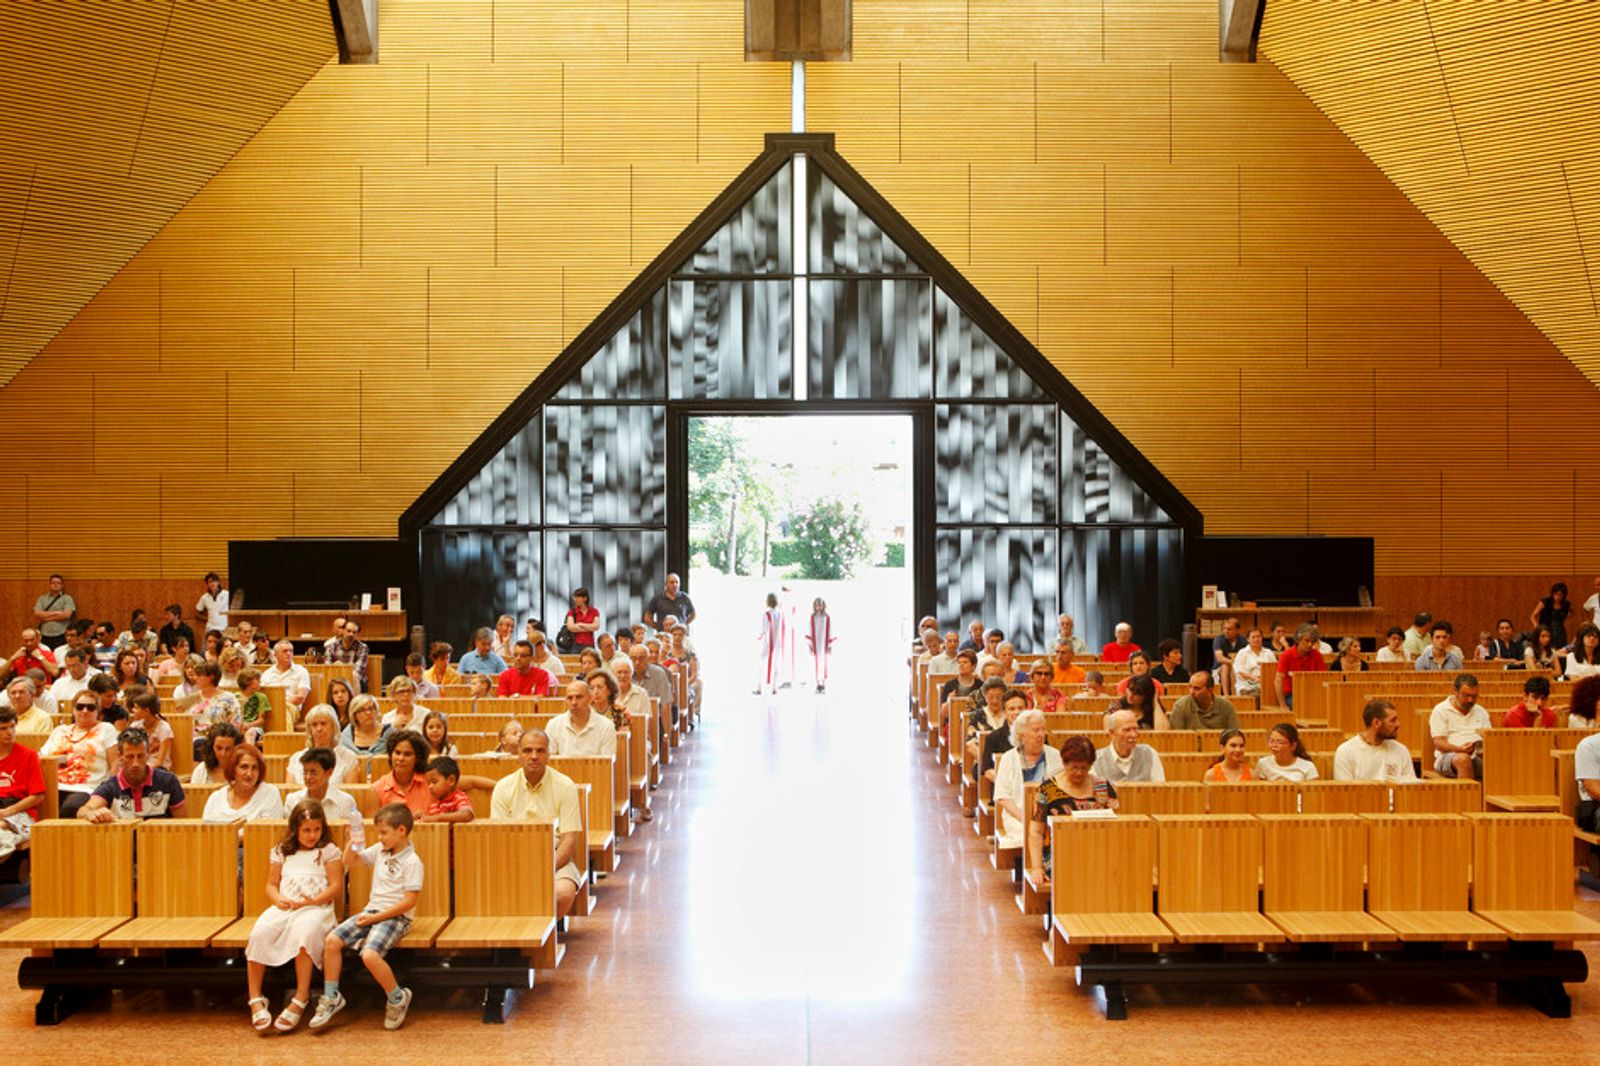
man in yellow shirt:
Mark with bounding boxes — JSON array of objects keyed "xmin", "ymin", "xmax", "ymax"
[
  {"xmin": 490, "ymin": 729, "xmax": 585, "ymax": 917},
  {"xmin": 6, "ymin": 678, "xmax": 52, "ymax": 734}
]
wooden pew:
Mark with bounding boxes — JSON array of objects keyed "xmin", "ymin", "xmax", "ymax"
[
  {"xmin": 1152, "ymin": 815, "xmax": 1283, "ymax": 944},
  {"xmin": 1113, "ymin": 782, "xmax": 1204, "ymax": 815},
  {"xmin": 1389, "ymin": 779, "xmax": 1481, "ymax": 813},
  {"xmin": 1465, "ymin": 812, "xmax": 1600, "ymax": 940},
  {"xmin": 1361, "ymin": 814, "xmax": 1503, "ymax": 942},
  {"xmin": 434, "ymin": 820, "xmax": 561, "ymax": 969},
  {"xmin": 1205, "ymin": 781, "xmax": 1295, "ymax": 815},
  {"xmin": 0, "ymin": 820, "xmax": 135, "ymax": 948},
  {"xmin": 212, "ymin": 820, "xmax": 294, "ymax": 949},
  {"xmin": 100, "ymin": 821, "xmax": 239, "ymax": 948},
  {"xmin": 1048, "ymin": 814, "xmax": 1171, "ymax": 961},
  {"xmin": 344, "ymin": 821, "xmax": 452, "ymax": 947},
  {"xmin": 1297, "ymin": 780, "xmax": 1389, "ymax": 814},
  {"xmin": 549, "ymin": 756, "xmax": 618, "ymax": 875},
  {"xmin": 1259, "ymin": 814, "xmax": 1393, "ymax": 942},
  {"xmin": 1482, "ymin": 729, "xmax": 1559, "ymax": 811}
]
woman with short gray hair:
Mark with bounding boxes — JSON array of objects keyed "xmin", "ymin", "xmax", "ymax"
[
  {"xmin": 992, "ymin": 706, "xmax": 1063, "ymax": 849},
  {"xmin": 285, "ymin": 705, "xmax": 359, "ymax": 785}
]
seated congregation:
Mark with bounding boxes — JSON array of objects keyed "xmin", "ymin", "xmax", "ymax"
[
  {"xmin": 0, "ymin": 575, "xmax": 703, "ymax": 1030},
  {"xmin": 912, "ymin": 600, "xmax": 1600, "ymax": 1019}
]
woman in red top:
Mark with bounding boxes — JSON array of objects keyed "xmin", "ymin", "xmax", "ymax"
[{"xmin": 564, "ymin": 587, "xmax": 601, "ymax": 649}]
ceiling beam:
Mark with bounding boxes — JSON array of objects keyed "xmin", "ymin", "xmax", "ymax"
[
  {"xmin": 1220, "ymin": 0, "xmax": 1265, "ymax": 62},
  {"xmin": 331, "ymin": 0, "xmax": 377, "ymax": 63}
]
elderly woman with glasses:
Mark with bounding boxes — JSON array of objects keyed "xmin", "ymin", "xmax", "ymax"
[{"xmin": 285, "ymin": 705, "xmax": 360, "ymax": 785}]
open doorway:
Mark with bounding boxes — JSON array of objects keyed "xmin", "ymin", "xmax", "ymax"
[{"xmin": 685, "ymin": 413, "xmax": 914, "ymax": 696}]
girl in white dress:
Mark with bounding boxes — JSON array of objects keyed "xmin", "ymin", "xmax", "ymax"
[{"xmin": 245, "ymin": 799, "xmax": 344, "ymax": 1032}]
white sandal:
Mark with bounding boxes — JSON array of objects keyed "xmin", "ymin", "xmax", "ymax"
[
  {"xmin": 248, "ymin": 996, "xmax": 271, "ymax": 1031},
  {"xmin": 274, "ymin": 995, "xmax": 308, "ymax": 1032}
]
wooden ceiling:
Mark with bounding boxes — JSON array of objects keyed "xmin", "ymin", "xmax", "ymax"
[
  {"xmin": 0, "ymin": 0, "xmax": 333, "ymax": 388},
  {"xmin": 1260, "ymin": 0, "xmax": 1600, "ymax": 387}
]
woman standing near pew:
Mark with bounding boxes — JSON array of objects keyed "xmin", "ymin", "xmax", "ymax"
[
  {"xmin": 1028, "ymin": 735, "xmax": 1117, "ymax": 887},
  {"xmin": 1531, "ymin": 582, "xmax": 1573, "ymax": 649},
  {"xmin": 201, "ymin": 743, "xmax": 285, "ymax": 823},
  {"xmin": 1202, "ymin": 729, "xmax": 1253, "ymax": 782},
  {"xmin": 245, "ymin": 799, "xmax": 344, "ymax": 1033},
  {"xmin": 1255, "ymin": 723, "xmax": 1318, "ymax": 782}
]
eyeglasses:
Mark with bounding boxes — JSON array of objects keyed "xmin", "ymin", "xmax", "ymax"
[{"xmin": 74, "ymin": 702, "xmax": 97, "ymax": 711}]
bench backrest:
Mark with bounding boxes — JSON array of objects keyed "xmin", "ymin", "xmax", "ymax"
[
  {"xmin": 345, "ymin": 821, "xmax": 450, "ymax": 921},
  {"xmin": 1114, "ymin": 781, "xmax": 1205, "ymax": 815},
  {"xmin": 1049, "ymin": 814, "xmax": 1157, "ymax": 916},
  {"xmin": 1260, "ymin": 813, "xmax": 1366, "ymax": 912},
  {"xmin": 134, "ymin": 821, "xmax": 238, "ymax": 919},
  {"xmin": 1205, "ymin": 781, "xmax": 1296, "ymax": 815},
  {"xmin": 1297, "ymin": 780, "xmax": 1389, "ymax": 814},
  {"xmin": 452, "ymin": 820, "xmax": 557, "ymax": 917},
  {"xmin": 1153, "ymin": 814, "xmax": 1261, "ymax": 913},
  {"xmin": 1389, "ymin": 779, "xmax": 1481, "ymax": 812},
  {"xmin": 25, "ymin": 819, "xmax": 135, "ymax": 919},
  {"xmin": 1466, "ymin": 812, "xmax": 1576, "ymax": 911},
  {"xmin": 1483, "ymin": 729, "xmax": 1558, "ymax": 797},
  {"xmin": 549, "ymin": 757, "xmax": 614, "ymax": 844},
  {"xmin": 1363, "ymin": 813, "xmax": 1471, "ymax": 911}
]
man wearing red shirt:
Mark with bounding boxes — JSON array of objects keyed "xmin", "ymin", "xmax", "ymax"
[
  {"xmin": 1274, "ymin": 625, "xmax": 1326, "ymax": 710},
  {"xmin": 497, "ymin": 640, "xmax": 552, "ymax": 697},
  {"xmin": 1503, "ymin": 675, "xmax": 1558, "ymax": 728},
  {"xmin": 1100, "ymin": 622, "xmax": 1141, "ymax": 664},
  {"xmin": 6, "ymin": 628, "xmax": 59, "ymax": 685},
  {"xmin": 0, "ymin": 706, "xmax": 46, "ymax": 860}
]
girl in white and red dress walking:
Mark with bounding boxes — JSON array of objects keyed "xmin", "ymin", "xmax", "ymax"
[
  {"xmin": 806, "ymin": 598, "xmax": 836, "ymax": 694},
  {"xmin": 754, "ymin": 593, "xmax": 784, "ymax": 695}
]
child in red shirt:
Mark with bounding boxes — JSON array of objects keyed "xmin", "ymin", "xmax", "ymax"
[{"xmin": 419, "ymin": 757, "xmax": 474, "ymax": 824}]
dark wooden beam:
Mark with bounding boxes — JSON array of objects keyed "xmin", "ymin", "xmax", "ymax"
[
  {"xmin": 1220, "ymin": 0, "xmax": 1265, "ymax": 62},
  {"xmin": 330, "ymin": 0, "xmax": 377, "ymax": 64},
  {"xmin": 747, "ymin": 0, "xmax": 850, "ymax": 62}
]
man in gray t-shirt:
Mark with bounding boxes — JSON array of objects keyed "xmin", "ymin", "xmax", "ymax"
[{"xmin": 33, "ymin": 574, "xmax": 75, "ymax": 643}]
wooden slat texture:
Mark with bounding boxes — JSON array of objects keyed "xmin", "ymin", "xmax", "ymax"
[
  {"xmin": 0, "ymin": 820, "xmax": 135, "ymax": 948},
  {"xmin": 1261, "ymin": 0, "xmax": 1600, "ymax": 387},
  {"xmin": 0, "ymin": 2, "xmax": 1594, "ymax": 586}
]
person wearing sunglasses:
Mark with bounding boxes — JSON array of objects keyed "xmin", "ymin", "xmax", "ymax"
[{"xmin": 40, "ymin": 693, "xmax": 121, "ymax": 817}]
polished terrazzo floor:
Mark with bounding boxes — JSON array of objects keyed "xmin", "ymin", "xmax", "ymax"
[{"xmin": 5, "ymin": 665, "xmax": 1600, "ymax": 1062}]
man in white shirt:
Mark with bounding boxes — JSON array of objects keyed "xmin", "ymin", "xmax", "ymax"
[
  {"xmin": 1584, "ymin": 577, "xmax": 1600, "ymax": 631},
  {"xmin": 196, "ymin": 571, "xmax": 230, "ymax": 637},
  {"xmin": 595, "ymin": 632, "xmax": 630, "ymax": 675},
  {"xmin": 1057, "ymin": 613, "xmax": 1090, "ymax": 657},
  {"xmin": 1429, "ymin": 674, "xmax": 1489, "ymax": 780},
  {"xmin": 547, "ymin": 679, "xmax": 617, "ymax": 757},
  {"xmin": 1334, "ymin": 699, "xmax": 1418, "ymax": 782},
  {"xmin": 48, "ymin": 647, "xmax": 97, "ymax": 707},
  {"xmin": 260, "ymin": 639, "xmax": 313, "ymax": 722},
  {"xmin": 1231, "ymin": 627, "xmax": 1276, "ymax": 696},
  {"xmin": 926, "ymin": 631, "xmax": 960, "ymax": 675},
  {"xmin": 491, "ymin": 614, "xmax": 517, "ymax": 662}
]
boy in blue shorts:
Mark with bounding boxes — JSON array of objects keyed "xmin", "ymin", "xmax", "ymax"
[{"xmin": 309, "ymin": 803, "xmax": 423, "ymax": 1030}]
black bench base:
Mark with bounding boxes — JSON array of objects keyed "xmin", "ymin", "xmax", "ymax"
[
  {"xmin": 19, "ymin": 947, "xmax": 540, "ymax": 1025},
  {"xmin": 1075, "ymin": 942, "xmax": 1588, "ymax": 1020}
]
